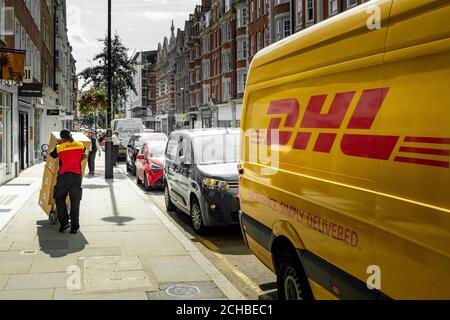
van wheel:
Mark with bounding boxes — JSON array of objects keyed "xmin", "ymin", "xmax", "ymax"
[
  {"xmin": 190, "ymin": 199, "xmax": 206, "ymax": 235},
  {"xmin": 164, "ymin": 183, "xmax": 175, "ymax": 211},
  {"xmin": 277, "ymin": 251, "xmax": 312, "ymax": 301}
]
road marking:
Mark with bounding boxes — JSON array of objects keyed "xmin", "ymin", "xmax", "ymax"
[
  {"xmin": 202, "ymin": 239, "xmax": 219, "ymax": 252},
  {"xmin": 211, "ymin": 250, "xmax": 265, "ymax": 297}
]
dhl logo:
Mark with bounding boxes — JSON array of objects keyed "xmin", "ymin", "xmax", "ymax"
[{"xmin": 252, "ymin": 87, "xmax": 450, "ymax": 168}]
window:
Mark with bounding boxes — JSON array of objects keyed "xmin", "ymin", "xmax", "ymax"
[
  {"xmin": 264, "ymin": 28, "xmax": 269, "ymax": 47},
  {"xmin": 257, "ymin": 31, "xmax": 261, "ymax": 52},
  {"xmin": 237, "ymin": 7, "xmax": 248, "ymax": 28},
  {"xmin": 222, "ymin": 78, "xmax": 231, "ymax": 102},
  {"xmin": 202, "ymin": 36, "xmax": 209, "ymax": 53},
  {"xmin": 222, "ymin": 22, "xmax": 231, "ymax": 43},
  {"xmin": 347, "ymin": 0, "xmax": 358, "ymax": 8},
  {"xmin": 256, "ymin": 0, "xmax": 260, "ymax": 19},
  {"xmin": 296, "ymin": 0, "xmax": 303, "ymax": 27},
  {"xmin": 250, "ymin": 36, "xmax": 255, "ymax": 57},
  {"xmin": 237, "ymin": 70, "xmax": 247, "ymax": 93},
  {"xmin": 284, "ymin": 19, "xmax": 291, "ymax": 38},
  {"xmin": 203, "ymin": 84, "xmax": 210, "ymax": 104},
  {"xmin": 222, "ymin": 51, "xmax": 231, "ymax": 72},
  {"xmin": 0, "ymin": 0, "xmax": 5, "ymax": 42},
  {"xmin": 276, "ymin": 20, "xmax": 282, "ymax": 41},
  {"xmin": 224, "ymin": 0, "xmax": 231, "ymax": 12},
  {"xmin": 250, "ymin": 1, "xmax": 255, "ymax": 22},
  {"xmin": 329, "ymin": 0, "xmax": 338, "ymax": 16},
  {"xmin": 237, "ymin": 37, "xmax": 247, "ymax": 60},
  {"xmin": 306, "ymin": 0, "xmax": 314, "ymax": 23},
  {"xmin": 264, "ymin": 0, "xmax": 269, "ymax": 14}
]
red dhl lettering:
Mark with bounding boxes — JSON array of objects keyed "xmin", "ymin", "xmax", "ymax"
[{"xmin": 253, "ymin": 87, "xmax": 450, "ymax": 168}]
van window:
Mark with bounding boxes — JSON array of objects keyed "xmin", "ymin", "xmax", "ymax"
[
  {"xmin": 166, "ymin": 135, "xmax": 178, "ymax": 160},
  {"xmin": 193, "ymin": 133, "xmax": 239, "ymax": 165}
]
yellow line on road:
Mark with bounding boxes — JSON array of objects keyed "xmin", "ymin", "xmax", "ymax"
[
  {"xmin": 211, "ymin": 250, "xmax": 265, "ymax": 297},
  {"xmin": 202, "ymin": 239, "xmax": 219, "ymax": 252}
]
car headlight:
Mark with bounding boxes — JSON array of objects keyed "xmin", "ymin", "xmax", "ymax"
[{"xmin": 202, "ymin": 178, "xmax": 230, "ymax": 191}]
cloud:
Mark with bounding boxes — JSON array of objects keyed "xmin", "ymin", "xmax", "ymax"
[{"xmin": 139, "ymin": 11, "xmax": 189, "ymax": 21}]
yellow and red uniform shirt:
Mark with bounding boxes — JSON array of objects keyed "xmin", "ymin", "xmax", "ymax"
[{"xmin": 50, "ymin": 141, "xmax": 87, "ymax": 175}]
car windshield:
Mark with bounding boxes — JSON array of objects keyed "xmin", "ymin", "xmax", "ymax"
[
  {"xmin": 148, "ymin": 143, "xmax": 166, "ymax": 158},
  {"xmin": 136, "ymin": 134, "xmax": 167, "ymax": 148},
  {"xmin": 193, "ymin": 133, "xmax": 239, "ymax": 165}
]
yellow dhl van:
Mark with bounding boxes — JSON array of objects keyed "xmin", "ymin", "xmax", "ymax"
[{"xmin": 238, "ymin": 0, "xmax": 450, "ymax": 300}]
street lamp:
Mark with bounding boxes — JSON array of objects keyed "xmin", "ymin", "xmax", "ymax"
[{"xmin": 105, "ymin": 0, "xmax": 113, "ymax": 179}]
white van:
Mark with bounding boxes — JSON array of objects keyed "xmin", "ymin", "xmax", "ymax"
[{"xmin": 111, "ymin": 118, "xmax": 144, "ymax": 160}]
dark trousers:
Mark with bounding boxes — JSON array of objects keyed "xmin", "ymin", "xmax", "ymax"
[
  {"xmin": 113, "ymin": 145, "xmax": 119, "ymax": 166},
  {"xmin": 54, "ymin": 173, "xmax": 83, "ymax": 230},
  {"xmin": 88, "ymin": 151, "xmax": 96, "ymax": 173}
]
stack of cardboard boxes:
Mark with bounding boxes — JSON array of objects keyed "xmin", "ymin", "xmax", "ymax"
[{"xmin": 39, "ymin": 132, "xmax": 91, "ymax": 216}]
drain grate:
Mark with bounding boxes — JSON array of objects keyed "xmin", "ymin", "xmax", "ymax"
[
  {"xmin": 0, "ymin": 209, "xmax": 12, "ymax": 214},
  {"xmin": 5, "ymin": 180, "xmax": 33, "ymax": 186},
  {"xmin": 166, "ymin": 285, "xmax": 201, "ymax": 297}
]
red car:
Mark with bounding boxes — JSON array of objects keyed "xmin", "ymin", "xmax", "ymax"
[{"xmin": 135, "ymin": 140, "xmax": 166, "ymax": 190}]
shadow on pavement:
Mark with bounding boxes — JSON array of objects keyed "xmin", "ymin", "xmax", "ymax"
[
  {"xmin": 100, "ymin": 179, "xmax": 135, "ymax": 226},
  {"xmin": 36, "ymin": 220, "xmax": 88, "ymax": 258}
]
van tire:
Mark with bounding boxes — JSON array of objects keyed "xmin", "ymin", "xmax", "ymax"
[
  {"xmin": 190, "ymin": 198, "xmax": 206, "ymax": 235},
  {"xmin": 164, "ymin": 183, "xmax": 175, "ymax": 211},
  {"xmin": 277, "ymin": 251, "xmax": 312, "ymax": 301}
]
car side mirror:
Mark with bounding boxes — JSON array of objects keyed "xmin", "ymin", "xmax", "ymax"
[{"xmin": 136, "ymin": 154, "xmax": 145, "ymax": 160}]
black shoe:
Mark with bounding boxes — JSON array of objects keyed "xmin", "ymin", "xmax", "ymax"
[
  {"xmin": 59, "ymin": 224, "xmax": 70, "ymax": 233},
  {"xmin": 70, "ymin": 229, "xmax": 78, "ymax": 234}
]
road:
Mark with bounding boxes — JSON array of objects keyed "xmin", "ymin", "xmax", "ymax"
[{"xmin": 119, "ymin": 163, "xmax": 277, "ymax": 300}]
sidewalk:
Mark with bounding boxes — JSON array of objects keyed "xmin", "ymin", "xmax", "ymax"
[{"xmin": 0, "ymin": 157, "xmax": 244, "ymax": 300}]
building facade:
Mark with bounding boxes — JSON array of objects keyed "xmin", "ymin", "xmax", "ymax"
[
  {"xmin": 0, "ymin": 0, "xmax": 75, "ymax": 185},
  {"xmin": 126, "ymin": 50, "xmax": 157, "ymax": 129},
  {"xmin": 151, "ymin": 0, "xmax": 369, "ymax": 134}
]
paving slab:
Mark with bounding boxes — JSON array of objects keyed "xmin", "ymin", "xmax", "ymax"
[
  {"xmin": 0, "ymin": 252, "xmax": 33, "ymax": 274},
  {"xmin": 29, "ymin": 256, "xmax": 78, "ymax": 273},
  {"xmin": 5, "ymin": 272, "xmax": 69, "ymax": 290},
  {"xmin": 145, "ymin": 255, "xmax": 211, "ymax": 283},
  {"xmin": 0, "ymin": 240, "xmax": 12, "ymax": 251},
  {"xmin": 0, "ymin": 275, "xmax": 9, "ymax": 290},
  {"xmin": 54, "ymin": 288, "xmax": 148, "ymax": 300},
  {"xmin": 0, "ymin": 289, "xmax": 54, "ymax": 300}
]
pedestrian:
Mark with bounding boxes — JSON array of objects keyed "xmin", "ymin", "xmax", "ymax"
[
  {"xmin": 50, "ymin": 129, "xmax": 87, "ymax": 234},
  {"xmin": 87, "ymin": 130, "xmax": 102, "ymax": 175},
  {"xmin": 112, "ymin": 131, "xmax": 120, "ymax": 166}
]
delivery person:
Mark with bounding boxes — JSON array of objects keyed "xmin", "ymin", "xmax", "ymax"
[
  {"xmin": 87, "ymin": 130, "xmax": 102, "ymax": 175},
  {"xmin": 50, "ymin": 129, "xmax": 87, "ymax": 234}
]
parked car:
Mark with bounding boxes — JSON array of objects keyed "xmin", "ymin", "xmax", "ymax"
[
  {"xmin": 127, "ymin": 132, "xmax": 168, "ymax": 175},
  {"xmin": 135, "ymin": 140, "xmax": 166, "ymax": 191},
  {"xmin": 164, "ymin": 129, "xmax": 240, "ymax": 234}
]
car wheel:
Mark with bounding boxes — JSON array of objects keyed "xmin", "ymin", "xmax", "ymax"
[
  {"xmin": 164, "ymin": 183, "xmax": 175, "ymax": 211},
  {"xmin": 277, "ymin": 251, "xmax": 312, "ymax": 301},
  {"xmin": 190, "ymin": 198, "xmax": 206, "ymax": 235},
  {"xmin": 144, "ymin": 172, "xmax": 150, "ymax": 191}
]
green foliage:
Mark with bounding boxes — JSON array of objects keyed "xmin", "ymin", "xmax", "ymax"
[
  {"xmin": 78, "ymin": 33, "xmax": 137, "ymax": 114},
  {"xmin": 79, "ymin": 86, "xmax": 107, "ymax": 115}
]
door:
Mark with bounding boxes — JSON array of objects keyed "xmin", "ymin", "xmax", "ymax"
[
  {"xmin": 177, "ymin": 135, "xmax": 192, "ymax": 204},
  {"xmin": 171, "ymin": 134, "xmax": 188, "ymax": 208},
  {"xmin": 166, "ymin": 133, "xmax": 182, "ymax": 204},
  {"xmin": 19, "ymin": 112, "xmax": 29, "ymax": 171}
]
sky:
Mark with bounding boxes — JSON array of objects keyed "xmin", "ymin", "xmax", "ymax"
[{"xmin": 66, "ymin": 0, "xmax": 199, "ymax": 82}]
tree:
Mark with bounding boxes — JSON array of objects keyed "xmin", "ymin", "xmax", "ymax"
[
  {"xmin": 78, "ymin": 86, "xmax": 108, "ymax": 129},
  {"xmin": 0, "ymin": 53, "xmax": 11, "ymax": 80},
  {"xmin": 78, "ymin": 33, "xmax": 137, "ymax": 115}
]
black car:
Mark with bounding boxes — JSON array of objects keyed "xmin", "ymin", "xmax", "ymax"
[
  {"xmin": 126, "ymin": 132, "xmax": 167, "ymax": 175},
  {"xmin": 164, "ymin": 128, "xmax": 240, "ymax": 234}
]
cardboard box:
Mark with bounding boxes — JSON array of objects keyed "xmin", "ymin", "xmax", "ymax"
[{"xmin": 39, "ymin": 132, "xmax": 90, "ymax": 217}]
